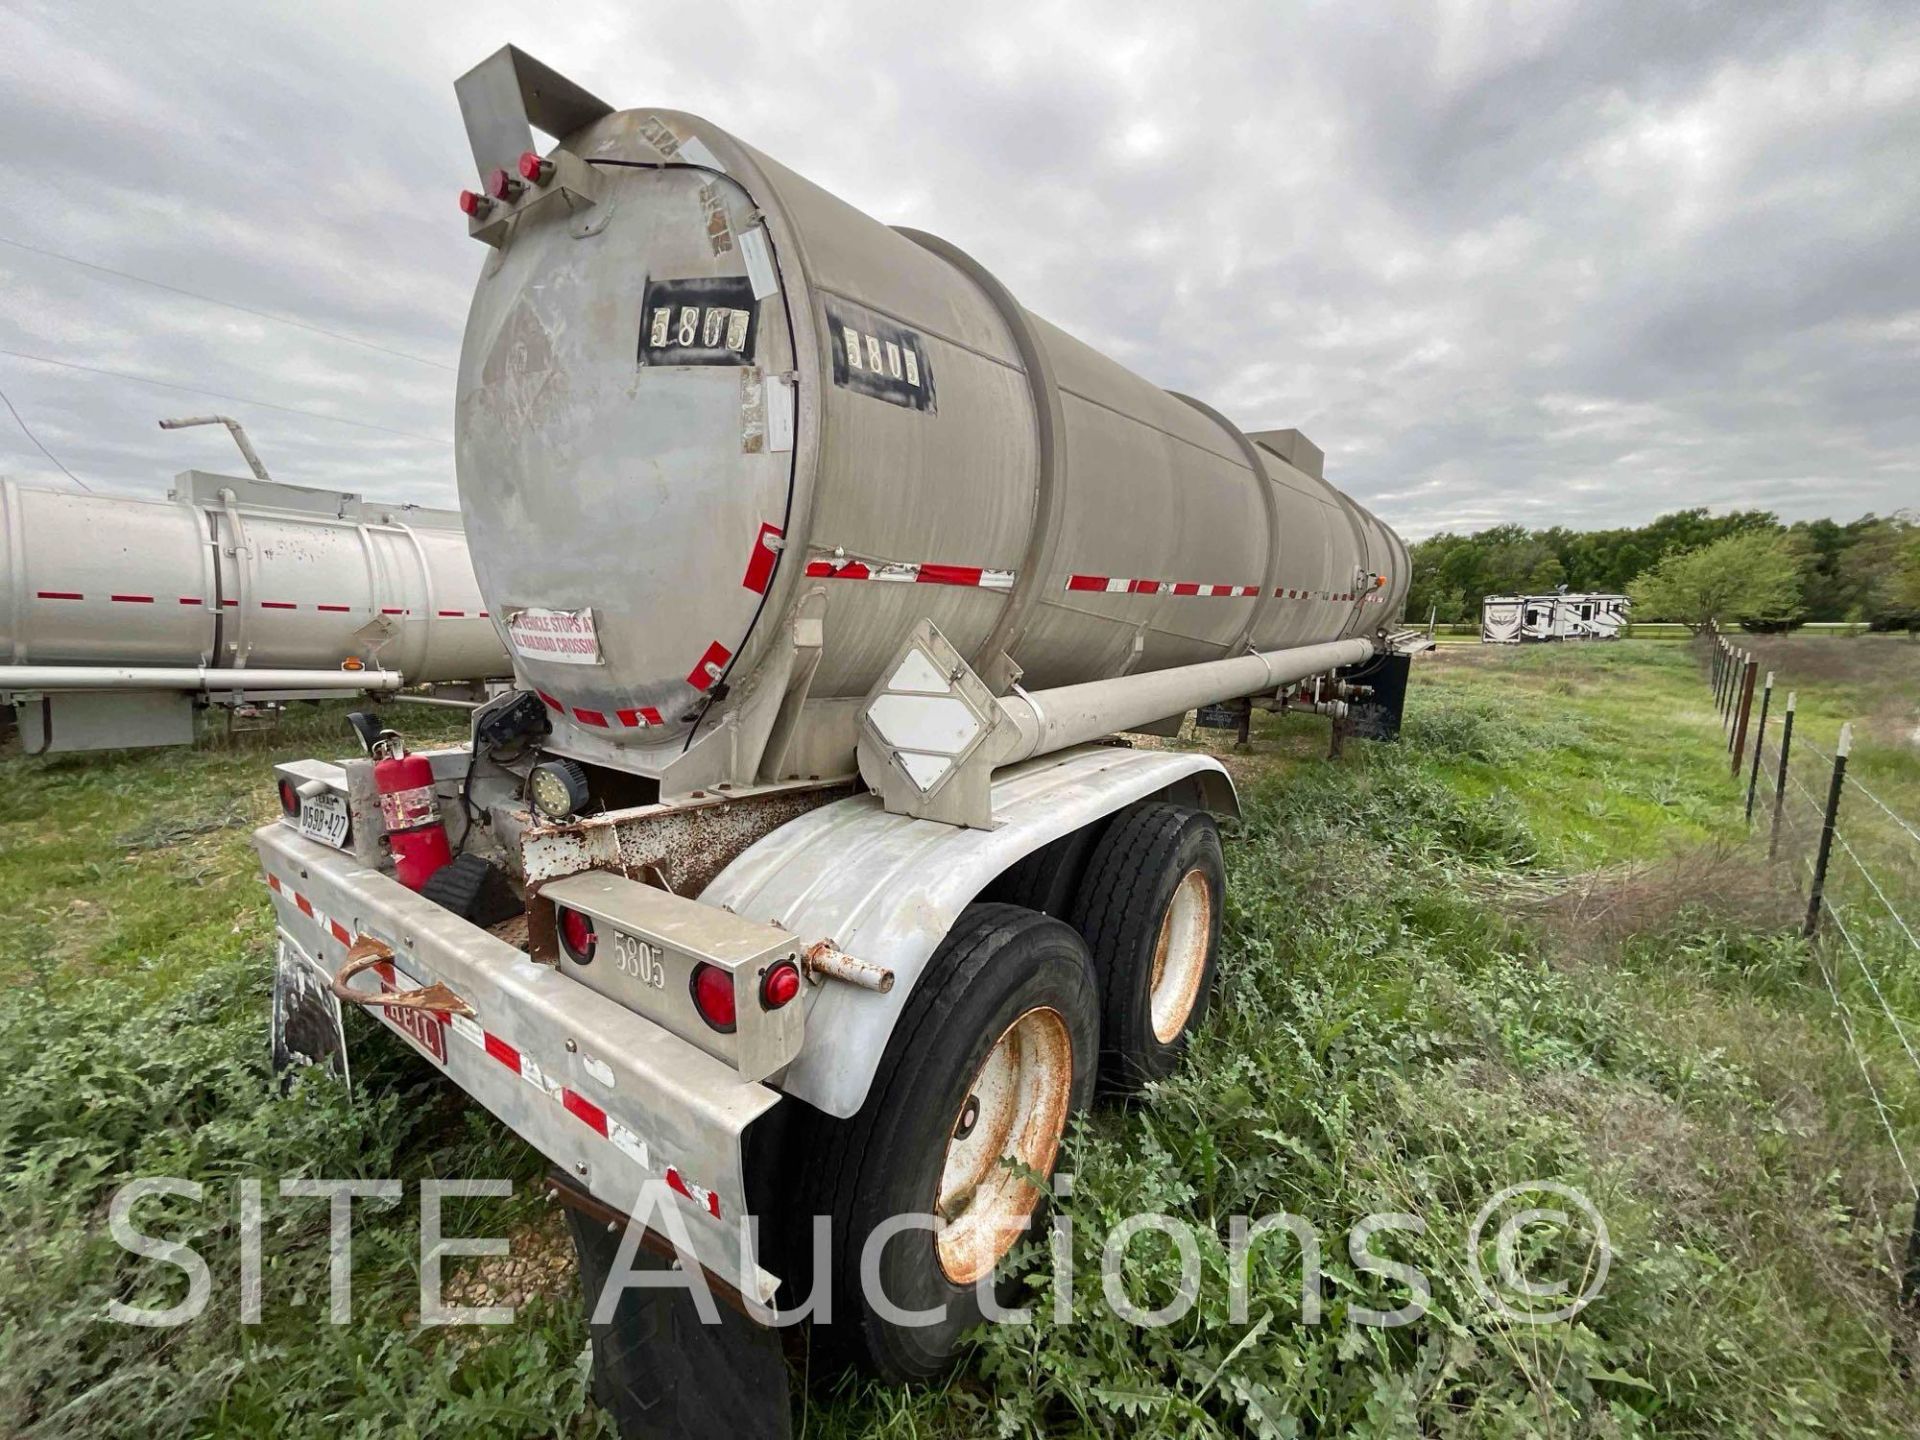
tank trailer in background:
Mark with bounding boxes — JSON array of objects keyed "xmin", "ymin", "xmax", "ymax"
[
  {"xmin": 255, "ymin": 45, "xmax": 1422, "ymax": 1434},
  {"xmin": 0, "ymin": 417, "xmax": 509, "ymax": 752}
]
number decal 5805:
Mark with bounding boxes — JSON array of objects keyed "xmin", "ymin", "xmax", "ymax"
[{"xmin": 611, "ymin": 931, "xmax": 667, "ymax": 989}]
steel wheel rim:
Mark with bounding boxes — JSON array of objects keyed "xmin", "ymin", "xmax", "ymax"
[
  {"xmin": 934, "ymin": 1005, "xmax": 1073, "ymax": 1285},
  {"xmin": 1149, "ymin": 869, "xmax": 1212, "ymax": 1043}
]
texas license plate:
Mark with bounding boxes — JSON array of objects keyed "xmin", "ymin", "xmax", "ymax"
[{"xmin": 298, "ymin": 791, "xmax": 351, "ymax": 850}]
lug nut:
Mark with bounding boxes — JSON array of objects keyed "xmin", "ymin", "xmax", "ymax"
[
  {"xmin": 517, "ymin": 150, "xmax": 554, "ymax": 185},
  {"xmin": 486, "ymin": 167, "xmax": 523, "ymax": 202}
]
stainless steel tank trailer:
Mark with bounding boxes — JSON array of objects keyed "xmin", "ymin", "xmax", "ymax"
[
  {"xmin": 1, "ymin": 417, "xmax": 509, "ymax": 752},
  {"xmin": 254, "ymin": 46, "xmax": 1422, "ymax": 1434}
]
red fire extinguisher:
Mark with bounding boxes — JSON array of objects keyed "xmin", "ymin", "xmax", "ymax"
[{"xmin": 371, "ymin": 732, "xmax": 452, "ymax": 891}]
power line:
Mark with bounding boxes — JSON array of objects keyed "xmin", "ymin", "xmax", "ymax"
[
  {"xmin": 0, "ymin": 234, "xmax": 456, "ymax": 372},
  {"xmin": 0, "ymin": 348, "xmax": 452, "ymax": 447},
  {"xmin": 0, "ymin": 380, "xmax": 91, "ymax": 491}
]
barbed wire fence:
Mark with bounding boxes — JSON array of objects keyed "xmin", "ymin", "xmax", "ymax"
[{"xmin": 1705, "ymin": 623, "xmax": 1920, "ymax": 1329}]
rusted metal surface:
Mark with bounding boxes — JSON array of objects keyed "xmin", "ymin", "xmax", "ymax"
[
  {"xmin": 934, "ymin": 1004, "xmax": 1073, "ymax": 1285},
  {"xmin": 1149, "ymin": 868, "xmax": 1211, "ymax": 1044},
  {"xmin": 487, "ymin": 911, "xmax": 531, "ymax": 952},
  {"xmin": 802, "ymin": 939, "xmax": 894, "ymax": 993},
  {"xmin": 519, "ymin": 778, "xmax": 855, "ymax": 900}
]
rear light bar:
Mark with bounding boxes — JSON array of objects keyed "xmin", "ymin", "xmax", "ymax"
[
  {"xmin": 557, "ymin": 906, "xmax": 597, "ymax": 964},
  {"xmin": 760, "ymin": 960, "xmax": 801, "ymax": 1011},
  {"xmin": 691, "ymin": 963, "xmax": 737, "ymax": 1033}
]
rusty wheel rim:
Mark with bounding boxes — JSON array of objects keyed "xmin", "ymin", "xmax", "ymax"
[
  {"xmin": 1149, "ymin": 869, "xmax": 1212, "ymax": 1044},
  {"xmin": 934, "ymin": 1005, "xmax": 1073, "ymax": 1285}
]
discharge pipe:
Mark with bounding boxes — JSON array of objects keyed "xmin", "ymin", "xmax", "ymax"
[
  {"xmin": 996, "ymin": 638, "xmax": 1376, "ymax": 763},
  {"xmin": 0, "ymin": 665, "xmax": 404, "ymax": 693},
  {"xmin": 158, "ymin": 415, "xmax": 273, "ymax": 482}
]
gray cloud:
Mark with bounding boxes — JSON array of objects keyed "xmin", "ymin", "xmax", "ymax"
[{"xmin": 0, "ymin": 0, "xmax": 1914, "ymax": 538}]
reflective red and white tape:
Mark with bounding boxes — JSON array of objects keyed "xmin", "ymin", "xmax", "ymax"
[
  {"xmin": 804, "ymin": 554, "xmax": 1017, "ymax": 590},
  {"xmin": 263, "ymin": 868, "xmax": 722, "ymax": 1220},
  {"xmin": 785, "ymin": 563, "xmax": 1375, "ymax": 602},
  {"xmin": 1068, "ymin": 575, "xmax": 1380, "ymax": 601},
  {"xmin": 31, "ymin": 590, "xmax": 488, "ymax": 617},
  {"xmin": 537, "ymin": 691, "xmax": 668, "ymax": 729},
  {"xmin": 1067, "ymin": 575, "xmax": 1260, "ymax": 597}
]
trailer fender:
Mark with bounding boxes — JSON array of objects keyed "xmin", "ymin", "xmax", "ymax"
[{"xmin": 701, "ymin": 744, "xmax": 1237, "ymax": 1118}]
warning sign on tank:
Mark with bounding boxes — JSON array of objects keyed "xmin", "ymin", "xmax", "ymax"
[
  {"xmin": 825, "ymin": 299, "xmax": 936, "ymax": 414},
  {"xmin": 638, "ymin": 276, "xmax": 758, "ymax": 367},
  {"xmin": 507, "ymin": 607, "xmax": 603, "ymax": 665}
]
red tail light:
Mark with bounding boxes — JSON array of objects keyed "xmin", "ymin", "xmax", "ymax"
[
  {"xmin": 557, "ymin": 907, "xmax": 596, "ymax": 963},
  {"xmin": 690, "ymin": 964, "xmax": 737, "ymax": 1032},
  {"xmin": 760, "ymin": 960, "xmax": 801, "ymax": 1010},
  {"xmin": 277, "ymin": 778, "xmax": 300, "ymax": 816}
]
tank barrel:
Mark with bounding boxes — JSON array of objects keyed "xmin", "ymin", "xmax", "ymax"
[{"xmin": 450, "ymin": 56, "xmax": 1410, "ymax": 793}]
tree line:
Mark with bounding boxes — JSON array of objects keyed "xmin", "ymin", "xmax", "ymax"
[{"xmin": 1405, "ymin": 509, "xmax": 1920, "ymax": 631}]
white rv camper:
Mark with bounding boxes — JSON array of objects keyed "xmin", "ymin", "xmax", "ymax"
[{"xmin": 1481, "ymin": 592, "xmax": 1630, "ymax": 643}]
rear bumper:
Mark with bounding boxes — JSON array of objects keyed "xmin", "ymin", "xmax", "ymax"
[{"xmin": 254, "ymin": 822, "xmax": 782, "ymax": 1304}]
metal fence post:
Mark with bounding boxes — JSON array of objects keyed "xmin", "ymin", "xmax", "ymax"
[
  {"xmin": 1745, "ymin": 671, "xmax": 1774, "ymax": 822},
  {"xmin": 1729, "ymin": 657, "xmax": 1757, "ymax": 770},
  {"xmin": 1802, "ymin": 723, "xmax": 1852, "ymax": 939},
  {"xmin": 1768, "ymin": 692, "xmax": 1797, "ymax": 860},
  {"xmin": 1903, "ymin": 1201, "xmax": 1920, "ymax": 1339}
]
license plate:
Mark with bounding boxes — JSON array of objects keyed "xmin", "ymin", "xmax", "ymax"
[
  {"xmin": 507, "ymin": 606, "xmax": 602, "ymax": 665},
  {"xmin": 298, "ymin": 791, "xmax": 351, "ymax": 850}
]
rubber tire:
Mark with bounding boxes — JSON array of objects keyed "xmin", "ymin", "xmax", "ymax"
[
  {"xmin": 981, "ymin": 819, "xmax": 1109, "ymax": 918},
  {"xmin": 1069, "ymin": 802, "xmax": 1224, "ymax": 1095},
  {"xmin": 807, "ymin": 903, "xmax": 1098, "ymax": 1382}
]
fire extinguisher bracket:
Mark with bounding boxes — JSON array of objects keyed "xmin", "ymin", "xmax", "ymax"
[{"xmin": 370, "ymin": 736, "xmax": 457, "ymax": 892}]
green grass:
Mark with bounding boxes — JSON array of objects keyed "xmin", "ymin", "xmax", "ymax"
[{"xmin": 4, "ymin": 646, "xmax": 1919, "ymax": 1437}]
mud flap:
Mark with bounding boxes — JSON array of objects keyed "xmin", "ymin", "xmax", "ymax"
[
  {"xmin": 1340, "ymin": 651, "xmax": 1411, "ymax": 741},
  {"xmin": 563, "ymin": 1190, "xmax": 792, "ymax": 1440},
  {"xmin": 270, "ymin": 937, "xmax": 349, "ymax": 1087}
]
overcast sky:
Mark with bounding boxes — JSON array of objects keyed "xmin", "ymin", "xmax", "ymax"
[{"xmin": 1, "ymin": 1, "xmax": 1914, "ymax": 540}]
